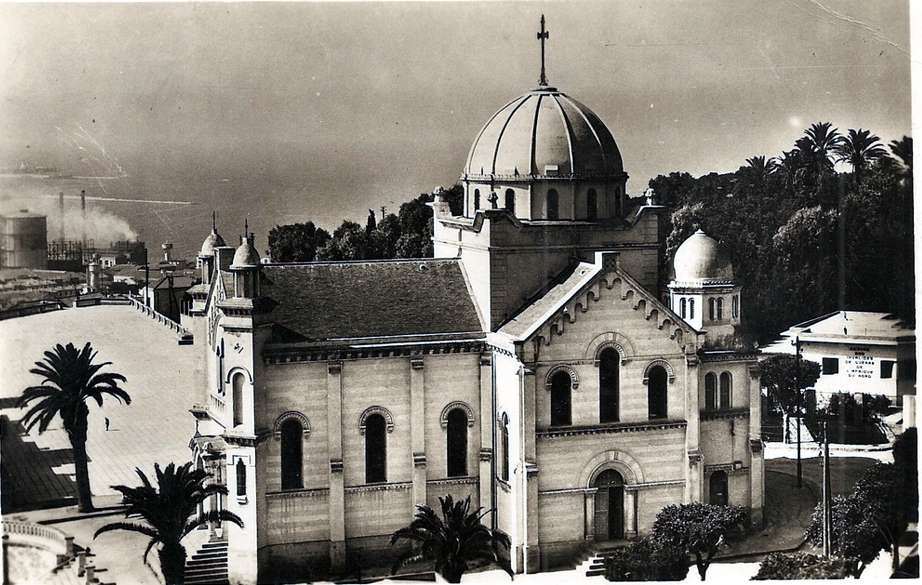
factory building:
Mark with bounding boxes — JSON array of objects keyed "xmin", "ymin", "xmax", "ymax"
[{"xmin": 0, "ymin": 210, "xmax": 48, "ymax": 270}]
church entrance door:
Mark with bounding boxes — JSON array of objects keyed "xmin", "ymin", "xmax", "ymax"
[{"xmin": 592, "ymin": 469, "xmax": 624, "ymax": 540}]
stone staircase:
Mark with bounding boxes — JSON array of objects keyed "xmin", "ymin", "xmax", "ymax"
[
  {"xmin": 184, "ymin": 539, "xmax": 228, "ymax": 585},
  {"xmin": 576, "ymin": 541, "xmax": 630, "ymax": 578}
]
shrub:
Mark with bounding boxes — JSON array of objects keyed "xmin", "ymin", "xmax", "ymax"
[
  {"xmin": 753, "ymin": 552, "xmax": 858, "ymax": 579},
  {"xmin": 604, "ymin": 536, "xmax": 688, "ymax": 581}
]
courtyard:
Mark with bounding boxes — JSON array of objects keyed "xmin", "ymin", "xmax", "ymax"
[{"xmin": 0, "ymin": 304, "xmax": 197, "ymax": 511}]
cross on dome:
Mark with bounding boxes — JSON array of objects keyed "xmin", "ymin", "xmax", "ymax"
[{"xmin": 537, "ymin": 14, "xmax": 550, "ymax": 87}]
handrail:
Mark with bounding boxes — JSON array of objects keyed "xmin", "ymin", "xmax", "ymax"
[
  {"xmin": 2, "ymin": 520, "xmax": 68, "ymax": 553},
  {"xmin": 126, "ymin": 294, "xmax": 192, "ymax": 337}
]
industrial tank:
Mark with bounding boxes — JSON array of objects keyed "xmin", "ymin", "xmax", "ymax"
[{"xmin": 0, "ymin": 210, "xmax": 48, "ymax": 269}]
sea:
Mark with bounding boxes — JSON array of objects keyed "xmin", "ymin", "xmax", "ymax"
[{"xmin": 0, "ymin": 158, "xmax": 460, "ymax": 261}]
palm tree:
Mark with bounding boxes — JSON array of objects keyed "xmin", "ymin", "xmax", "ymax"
[
  {"xmin": 890, "ymin": 136, "xmax": 913, "ymax": 175},
  {"xmin": 391, "ymin": 495, "xmax": 512, "ymax": 583},
  {"xmin": 94, "ymin": 462, "xmax": 243, "ymax": 585},
  {"xmin": 18, "ymin": 342, "xmax": 130, "ymax": 512},
  {"xmin": 834, "ymin": 128, "xmax": 889, "ymax": 185},
  {"xmin": 803, "ymin": 122, "xmax": 844, "ymax": 169},
  {"xmin": 743, "ymin": 155, "xmax": 779, "ymax": 186}
]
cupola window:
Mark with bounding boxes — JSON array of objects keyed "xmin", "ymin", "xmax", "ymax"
[
  {"xmin": 474, "ymin": 189, "xmax": 481, "ymax": 211},
  {"xmin": 680, "ymin": 298, "xmax": 687, "ymax": 319},
  {"xmin": 505, "ymin": 189, "xmax": 516, "ymax": 215},
  {"xmin": 546, "ymin": 189, "xmax": 559, "ymax": 220},
  {"xmin": 587, "ymin": 189, "xmax": 598, "ymax": 220}
]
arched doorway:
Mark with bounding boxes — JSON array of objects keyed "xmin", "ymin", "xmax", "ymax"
[{"xmin": 592, "ymin": 469, "xmax": 624, "ymax": 540}]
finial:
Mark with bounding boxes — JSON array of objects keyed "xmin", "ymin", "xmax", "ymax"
[
  {"xmin": 537, "ymin": 14, "xmax": 550, "ymax": 86},
  {"xmin": 212, "ymin": 210, "xmax": 217, "ymax": 232},
  {"xmin": 244, "ymin": 217, "xmax": 249, "ymax": 242}
]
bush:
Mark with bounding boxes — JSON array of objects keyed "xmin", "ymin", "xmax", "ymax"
[
  {"xmin": 604, "ymin": 536, "xmax": 688, "ymax": 581},
  {"xmin": 753, "ymin": 552, "xmax": 858, "ymax": 579}
]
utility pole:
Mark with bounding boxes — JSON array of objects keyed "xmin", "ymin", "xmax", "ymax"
[
  {"xmin": 822, "ymin": 416, "xmax": 833, "ymax": 557},
  {"xmin": 794, "ymin": 335, "xmax": 803, "ymax": 488}
]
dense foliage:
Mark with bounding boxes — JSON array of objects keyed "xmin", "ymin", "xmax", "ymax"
[
  {"xmin": 603, "ymin": 536, "xmax": 689, "ymax": 581},
  {"xmin": 753, "ymin": 552, "xmax": 858, "ymax": 580},
  {"xmin": 651, "ymin": 503, "xmax": 748, "ymax": 581},
  {"xmin": 390, "ymin": 495, "xmax": 511, "ymax": 583},
  {"xmin": 654, "ymin": 126, "xmax": 913, "ymax": 342},
  {"xmin": 806, "ymin": 437, "xmax": 918, "ymax": 576},
  {"xmin": 268, "ymin": 184, "xmax": 463, "ymax": 262},
  {"xmin": 18, "ymin": 342, "xmax": 131, "ymax": 512},
  {"xmin": 760, "ymin": 354, "xmax": 821, "ymax": 417},
  {"xmin": 95, "ymin": 462, "xmax": 243, "ymax": 585}
]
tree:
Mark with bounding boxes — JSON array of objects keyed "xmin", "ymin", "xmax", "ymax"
[
  {"xmin": 803, "ymin": 122, "xmax": 844, "ymax": 170},
  {"xmin": 94, "ymin": 462, "xmax": 243, "ymax": 585},
  {"xmin": 604, "ymin": 535, "xmax": 689, "ymax": 581},
  {"xmin": 267, "ymin": 222, "xmax": 331, "ymax": 262},
  {"xmin": 834, "ymin": 128, "xmax": 888, "ymax": 186},
  {"xmin": 18, "ymin": 342, "xmax": 131, "ymax": 512},
  {"xmin": 759, "ymin": 354, "xmax": 821, "ymax": 438},
  {"xmin": 651, "ymin": 503, "xmax": 748, "ymax": 581},
  {"xmin": 889, "ymin": 136, "xmax": 912, "ymax": 176},
  {"xmin": 390, "ymin": 495, "xmax": 512, "ymax": 583},
  {"xmin": 805, "ymin": 493, "xmax": 885, "ymax": 577},
  {"xmin": 853, "ymin": 462, "xmax": 913, "ymax": 572},
  {"xmin": 753, "ymin": 552, "xmax": 858, "ymax": 579}
]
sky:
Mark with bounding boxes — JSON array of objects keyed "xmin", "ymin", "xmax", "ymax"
[{"xmin": 0, "ymin": 1, "xmax": 911, "ymax": 228}]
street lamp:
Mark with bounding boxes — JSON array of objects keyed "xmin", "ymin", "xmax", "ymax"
[{"xmin": 793, "ymin": 335, "xmax": 803, "ymax": 488}]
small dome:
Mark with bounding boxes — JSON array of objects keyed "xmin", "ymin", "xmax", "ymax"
[
  {"xmin": 231, "ymin": 236, "xmax": 260, "ymax": 269},
  {"xmin": 199, "ymin": 229, "xmax": 226, "ymax": 257},
  {"xmin": 464, "ymin": 87, "xmax": 624, "ymax": 180},
  {"xmin": 673, "ymin": 229, "xmax": 733, "ymax": 282}
]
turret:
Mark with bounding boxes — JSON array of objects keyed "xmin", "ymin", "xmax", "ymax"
[{"xmin": 230, "ymin": 233, "xmax": 261, "ymax": 299}]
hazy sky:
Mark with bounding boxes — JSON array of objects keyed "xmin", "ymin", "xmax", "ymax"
[{"xmin": 0, "ymin": 1, "xmax": 911, "ymax": 205}]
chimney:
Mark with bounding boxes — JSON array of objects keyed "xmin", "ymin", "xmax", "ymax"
[
  {"xmin": 162, "ymin": 241, "xmax": 173, "ymax": 264},
  {"xmin": 80, "ymin": 190, "xmax": 87, "ymax": 250},
  {"xmin": 58, "ymin": 192, "xmax": 65, "ymax": 243}
]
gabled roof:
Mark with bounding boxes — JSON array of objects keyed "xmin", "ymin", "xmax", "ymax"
[
  {"xmin": 499, "ymin": 261, "xmax": 600, "ymax": 339},
  {"xmin": 498, "ymin": 251, "xmax": 696, "ymax": 345},
  {"xmin": 250, "ymin": 259, "xmax": 483, "ymax": 343}
]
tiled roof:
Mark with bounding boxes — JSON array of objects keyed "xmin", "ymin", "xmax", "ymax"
[{"xmin": 241, "ymin": 259, "xmax": 483, "ymax": 343}]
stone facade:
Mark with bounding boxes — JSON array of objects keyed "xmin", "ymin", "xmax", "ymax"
[{"xmin": 180, "ymin": 76, "xmax": 763, "ymax": 583}]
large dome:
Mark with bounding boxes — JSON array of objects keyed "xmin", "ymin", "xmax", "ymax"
[
  {"xmin": 673, "ymin": 229, "xmax": 734, "ymax": 282},
  {"xmin": 464, "ymin": 87, "xmax": 624, "ymax": 180}
]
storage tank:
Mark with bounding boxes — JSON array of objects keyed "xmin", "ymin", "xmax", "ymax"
[{"xmin": 0, "ymin": 210, "xmax": 48, "ymax": 269}]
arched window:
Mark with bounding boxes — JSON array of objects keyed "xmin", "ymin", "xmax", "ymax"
[
  {"xmin": 648, "ymin": 366, "xmax": 668, "ymax": 419},
  {"xmin": 546, "ymin": 189, "xmax": 559, "ymax": 220},
  {"xmin": 280, "ymin": 419, "xmax": 303, "ymax": 490},
  {"xmin": 689, "ymin": 299, "xmax": 695, "ymax": 319},
  {"xmin": 505, "ymin": 189, "xmax": 516, "ymax": 215},
  {"xmin": 474, "ymin": 189, "xmax": 480, "ymax": 211},
  {"xmin": 216, "ymin": 340, "xmax": 225, "ymax": 394},
  {"xmin": 720, "ymin": 372, "xmax": 732, "ymax": 409},
  {"xmin": 732, "ymin": 296, "xmax": 739, "ymax": 319},
  {"xmin": 599, "ymin": 348, "xmax": 620, "ymax": 423},
  {"xmin": 587, "ymin": 189, "xmax": 598, "ymax": 220},
  {"xmin": 680, "ymin": 298, "xmax": 687, "ymax": 319},
  {"xmin": 365, "ymin": 413, "xmax": 387, "ymax": 483},
  {"xmin": 232, "ymin": 372, "xmax": 245, "ymax": 427},
  {"xmin": 705, "ymin": 373, "xmax": 718, "ymax": 411},
  {"xmin": 717, "ymin": 298, "xmax": 724, "ymax": 321},
  {"xmin": 550, "ymin": 370, "xmax": 572, "ymax": 426},
  {"xmin": 709, "ymin": 471, "xmax": 729, "ymax": 506},
  {"xmin": 236, "ymin": 459, "xmax": 247, "ymax": 497},
  {"xmin": 708, "ymin": 298, "xmax": 716, "ymax": 321},
  {"xmin": 447, "ymin": 408, "xmax": 468, "ymax": 477},
  {"xmin": 500, "ymin": 413, "xmax": 510, "ymax": 482}
]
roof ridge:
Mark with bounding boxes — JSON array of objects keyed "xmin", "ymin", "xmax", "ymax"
[{"xmin": 263, "ymin": 258, "xmax": 460, "ymax": 268}]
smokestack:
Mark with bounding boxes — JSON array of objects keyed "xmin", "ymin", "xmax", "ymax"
[
  {"xmin": 80, "ymin": 190, "xmax": 86, "ymax": 250},
  {"xmin": 58, "ymin": 192, "xmax": 65, "ymax": 243},
  {"xmin": 162, "ymin": 241, "xmax": 173, "ymax": 264}
]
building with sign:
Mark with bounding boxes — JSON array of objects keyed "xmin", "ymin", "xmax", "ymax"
[{"xmin": 774, "ymin": 311, "xmax": 916, "ymax": 405}]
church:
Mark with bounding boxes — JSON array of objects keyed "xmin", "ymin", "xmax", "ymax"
[{"xmin": 180, "ymin": 18, "xmax": 764, "ymax": 583}]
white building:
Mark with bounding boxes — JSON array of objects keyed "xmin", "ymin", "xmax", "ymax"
[{"xmin": 772, "ymin": 311, "xmax": 916, "ymax": 405}]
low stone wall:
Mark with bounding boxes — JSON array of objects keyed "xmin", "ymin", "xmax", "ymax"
[{"xmin": 126, "ymin": 294, "xmax": 192, "ymax": 339}]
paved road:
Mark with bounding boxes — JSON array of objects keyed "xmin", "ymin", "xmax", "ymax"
[{"xmin": 0, "ymin": 305, "xmax": 197, "ymax": 511}]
